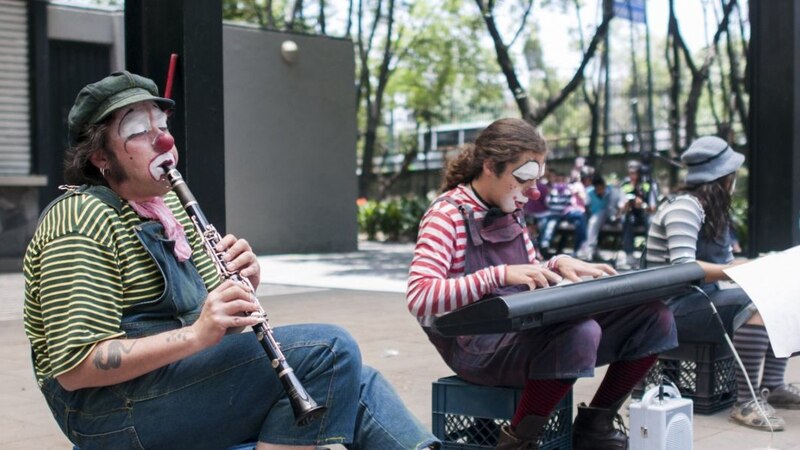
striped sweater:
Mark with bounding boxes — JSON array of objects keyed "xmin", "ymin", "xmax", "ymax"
[
  {"xmin": 407, "ymin": 185, "xmax": 539, "ymax": 327},
  {"xmin": 23, "ymin": 188, "xmax": 220, "ymax": 386},
  {"xmin": 645, "ymin": 194, "xmax": 708, "ymax": 266}
]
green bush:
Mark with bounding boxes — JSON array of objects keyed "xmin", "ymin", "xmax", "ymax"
[
  {"xmin": 357, "ymin": 195, "xmax": 431, "ymax": 242},
  {"xmin": 380, "ymin": 198, "xmax": 405, "ymax": 241},
  {"xmin": 357, "ymin": 199, "xmax": 382, "ymax": 240},
  {"xmin": 730, "ymin": 195, "xmax": 748, "ymax": 253},
  {"xmin": 730, "ymin": 169, "xmax": 749, "ymax": 253}
]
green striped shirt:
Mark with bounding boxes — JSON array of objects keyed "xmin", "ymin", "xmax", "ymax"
[{"xmin": 23, "ymin": 188, "xmax": 221, "ymax": 386}]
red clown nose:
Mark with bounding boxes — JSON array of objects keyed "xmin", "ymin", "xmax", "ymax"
[
  {"xmin": 523, "ymin": 186, "xmax": 541, "ymax": 201},
  {"xmin": 154, "ymin": 133, "xmax": 174, "ymax": 152}
]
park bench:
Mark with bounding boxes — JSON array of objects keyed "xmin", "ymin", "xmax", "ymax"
[{"xmin": 541, "ymin": 218, "xmax": 647, "ymax": 262}]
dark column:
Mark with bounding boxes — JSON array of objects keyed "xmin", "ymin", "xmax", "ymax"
[
  {"xmin": 747, "ymin": 1, "xmax": 800, "ymax": 256},
  {"xmin": 125, "ymin": 0, "xmax": 226, "ymax": 231},
  {"xmin": 29, "ymin": 0, "xmax": 51, "ymax": 208}
]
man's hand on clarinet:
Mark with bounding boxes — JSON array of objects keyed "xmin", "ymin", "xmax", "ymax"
[
  {"xmin": 216, "ymin": 234, "xmax": 261, "ymax": 287},
  {"xmin": 193, "ymin": 280, "xmax": 263, "ymax": 347},
  {"xmin": 554, "ymin": 256, "xmax": 616, "ymax": 283}
]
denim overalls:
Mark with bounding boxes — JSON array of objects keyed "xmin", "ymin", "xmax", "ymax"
[
  {"xmin": 426, "ymin": 199, "xmax": 677, "ymax": 387},
  {"xmin": 36, "ymin": 186, "xmax": 438, "ymax": 450}
]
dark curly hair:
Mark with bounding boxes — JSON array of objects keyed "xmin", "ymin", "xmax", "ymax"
[
  {"xmin": 63, "ymin": 120, "xmax": 114, "ymax": 186},
  {"xmin": 680, "ymin": 172, "xmax": 736, "ymax": 241},
  {"xmin": 440, "ymin": 118, "xmax": 547, "ymax": 192}
]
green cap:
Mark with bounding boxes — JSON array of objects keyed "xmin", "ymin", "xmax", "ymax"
[{"xmin": 67, "ymin": 71, "xmax": 175, "ymax": 145}]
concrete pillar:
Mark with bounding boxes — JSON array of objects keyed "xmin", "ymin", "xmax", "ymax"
[{"xmin": 748, "ymin": 1, "xmax": 800, "ymax": 255}]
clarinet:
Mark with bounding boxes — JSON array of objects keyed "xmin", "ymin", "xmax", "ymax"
[{"xmin": 162, "ymin": 165, "xmax": 326, "ymax": 426}]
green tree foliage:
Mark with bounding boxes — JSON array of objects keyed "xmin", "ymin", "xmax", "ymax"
[
  {"xmin": 218, "ymin": 0, "xmax": 749, "ymax": 198},
  {"xmin": 388, "ymin": 0, "xmax": 503, "ymax": 127},
  {"xmin": 352, "ymin": 0, "xmax": 507, "ymax": 197}
]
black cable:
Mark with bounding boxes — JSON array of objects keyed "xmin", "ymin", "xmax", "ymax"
[{"xmin": 689, "ymin": 285, "xmax": 775, "ymax": 447}]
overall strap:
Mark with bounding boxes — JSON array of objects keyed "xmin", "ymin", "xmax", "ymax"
[
  {"xmin": 37, "ymin": 185, "xmax": 123, "ymax": 227},
  {"xmin": 80, "ymin": 185, "xmax": 124, "ymax": 212},
  {"xmin": 433, "ymin": 196, "xmax": 483, "ymax": 246}
]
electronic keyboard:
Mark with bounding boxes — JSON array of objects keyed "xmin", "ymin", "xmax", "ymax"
[{"xmin": 432, "ymin": 262, "xmax": 705, "ymax": 336}]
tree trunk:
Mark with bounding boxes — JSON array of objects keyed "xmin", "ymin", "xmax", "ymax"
[
  {"xmin": 588, "ymin": 99, "xmax": 600, "ymax": 166},
  {"xmin": 677, "ymin": 0, "xmax": 736, "ymax": 144},
  {"xmin": 376, "ymin": 145, "xmax": 419, "ymax": 199},
  {"xmin": 684, "ymin": 74, "xmax": 706, "ymax": 143},
  {"xmin": 532, "ymin": 0, "xmax": 613, "ymax": 123},
  {"xmin": 667, "ymin": 1, "xmax": 681, "ymax": 157},
  {"xmin": 726, "ymin": 11, "xmax": 749, "ymax": 143},
  {"xmin": 358, "ymin": 0, "xmax": 396, "ymax": 198},
  {"xmin": 345, "ymin": 0, "xmax": 354, "ymax": 37},
  {"xmin": 318, "ymin": 0, "xmax": 326, "ymax": 34},
  {"xmin": 265, "ymin": 0, "xmax": 275, "ymax": 28},
  {"xmin": 287, "ymin": 0, "xmax": 304, "ymax": 30},
  {"xmin": 360, "ymin": 111, "xmax": 379, "ymax": 197},
  {"xmin": 666, "ymin": 0, "xmax": 681, "ymax": 186},
  {"xmin": 476, "ymin": 0, "xmax": 535, "ymax": 123},
  {"xmin": 477, "ymin": 0, "xmax": 613, "ymax": 126}
]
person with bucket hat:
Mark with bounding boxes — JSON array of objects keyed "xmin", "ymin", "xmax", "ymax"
[
  {"xmin": 644, "ymin": 135, "xmax": 799, "ymax": 431},
  {"xmin": 22, "ymin": 71, "xmax": 439, "ymax": 450}
]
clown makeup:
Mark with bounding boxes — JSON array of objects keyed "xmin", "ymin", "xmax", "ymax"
[
  {"xmin": 118, "ymin": 103, "xmax": 169, "ymax": 143},
  {"xmin": 511, "ymin": 160, "xmax": 545, "ymax": 184},
  {"xmin": 101, "ymin": 101, "xmax": 179, "ymax": 202}
]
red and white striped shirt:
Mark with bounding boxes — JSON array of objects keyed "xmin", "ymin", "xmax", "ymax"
[{"xmin": 407, "ymin": 185, "xmax": 539, "ymax": 326}]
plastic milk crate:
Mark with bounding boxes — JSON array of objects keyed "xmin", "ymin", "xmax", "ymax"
[
  {"xmin": 633, "ymin": 341, "xmax": 737, "ymax": 414},
  {"xmin": 432, "ymin": 376, "xmax": 572, "ymax": 450}
]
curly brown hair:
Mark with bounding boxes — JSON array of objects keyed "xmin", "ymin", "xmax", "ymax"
[
  {"xmin": 681, "ymin": 172, "xmax": 736, "ymax": 241},
  {"xmin": 440, "ymin": 118, "xmax": 547, "ymax": 192}
]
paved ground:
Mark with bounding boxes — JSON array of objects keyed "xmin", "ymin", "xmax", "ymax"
[{"xmin": 1, "ymin": 241, "xmax": 798, "ymax": 449}]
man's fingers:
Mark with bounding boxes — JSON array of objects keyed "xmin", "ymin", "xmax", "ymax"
[
  {"xmin": 221, "ymin": 299, "xmax": 261, "ymax": 317},
  {"xmin": 215, "ymin": 234, "xmax": 237, "ymax": 252},
  {"xmin": 213, "ymin": 283, "xmax": 253, "ymax": 303}
]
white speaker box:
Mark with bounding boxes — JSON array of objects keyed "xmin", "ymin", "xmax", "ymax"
[{"xmin": 629, "ymin": 384, "xmax": 693, "ymax": 450}]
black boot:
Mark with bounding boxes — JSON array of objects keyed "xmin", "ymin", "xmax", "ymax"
[
  {"xmin": 572, "ymin": 402, "xmax": 628, "ymax": 450},
  {"xmin": 494, "ymin": 415, "xmax": 549, "ymax": 450}
]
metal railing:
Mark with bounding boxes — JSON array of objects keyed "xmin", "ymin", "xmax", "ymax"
[{"xmin": 372, "ymin": 122, "xmax": 735, "ymax": 174}]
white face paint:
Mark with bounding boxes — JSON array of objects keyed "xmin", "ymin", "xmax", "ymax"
[
  {"xmin": 511, "ymin": 160, "xmax": 546, "ymax": 183},
  {"xmin": 106, "ymin": 101, "xmax": 177, "ymax": 202},
  {"xmin": 118, "ymin": 104, "xmax": 168, "ymax": 141},
  {"xmin": 482, "ymin": 153, "xmax": 544, "ymax": 213}
]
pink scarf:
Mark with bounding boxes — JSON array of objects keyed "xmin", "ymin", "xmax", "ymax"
[{"xmin": 129, "ymin": 197, "xmax": 193, "ymax": 262}]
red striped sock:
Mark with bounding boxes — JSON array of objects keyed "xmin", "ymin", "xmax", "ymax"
[
  {"xmin": 511, "ymin": 379, "xmax": 574, "ymax": 427},
  {"xmin": 590, "ymin": 354, "xmax": 658, "ymax": 409}
]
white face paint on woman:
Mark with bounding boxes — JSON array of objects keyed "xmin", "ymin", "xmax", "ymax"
[{"xmin": 480, "ymin": 152, "xmax": 546, "ymax": 213}]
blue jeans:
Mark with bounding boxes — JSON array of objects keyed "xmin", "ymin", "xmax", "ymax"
[
  {"xmin": 540, "ymin": 210, "xmax": 587, "ymax": 251},
  {"xmin": 666, "ymin": 285, "xmax": 757, "ymax": 343},
  {"xmin": 622, "ymin": 209, "xmax": 649, "ymax": 254},
  {"xmin": 43, "ymin": 324, "xmax": 437, "ymax": 450}
]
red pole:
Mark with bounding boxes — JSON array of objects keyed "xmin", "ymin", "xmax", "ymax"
[{"xmin": 164, "ymin": 53, "xmax": 179, "ymax": 100}]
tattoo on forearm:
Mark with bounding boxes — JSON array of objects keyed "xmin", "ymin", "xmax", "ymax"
[
  {"xmin": 166, "ymin": 329, "xmax": 191, "ymax": 343},
  {"xmin": 93, "ymin": 340, "xmax": 136, "ymax": 370}
]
